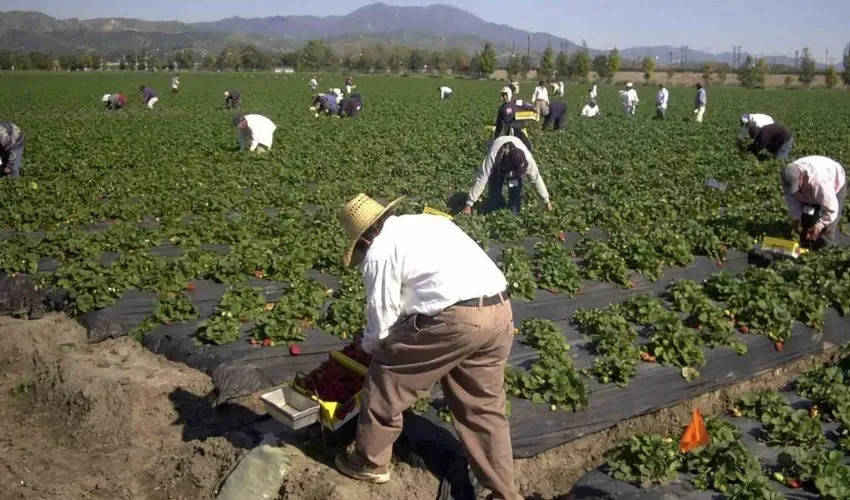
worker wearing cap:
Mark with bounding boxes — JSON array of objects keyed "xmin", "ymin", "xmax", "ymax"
[
  {"xmin": 620, "ymin": 82, "xmax": 638, "ymax": 118},
  {"xmin": 140, "ymin": 85, "xmax": 158, "ymax": 109},
  {"xmin": 171, "ymin": 74, "xmax": 180, "ymax": 94},
  {"xmin": 334, "ymin": 194, "xmax": 519, "ymax": 500},
  {"xmin": 233, "ymin": 114, "xmax": 277, "ymax": 152},
  {"xmin": 463, "ymin": 136, "xmax": 552, "ymax": 215},
  {"xmin": 310, "ymin": 76, "xmax": 318, "ymax": 91},
  {"xmin": 223, "ymin": 90, "xmax": 242, "ymax": 109},
  {"xmin": 694, "ymin": 83, "xmax": 707, "ymax": 123},
  {"xmin": 655, "ymin": 84, "xmax": 669, "ymax": 120},
  {"xmin": 439, "ymin": 86, "xmax": 453, "ymax": 100},
  {"xmin": 345, "ymin": 76, "xmax": 355, "ymax": 95},
  {"xmin": 102, "ymin": 93, "xmax": 127, "ymax": 110},
  {"xmin": 312, "ymin": 93, "xmax": 340, "ymax": 116},
  {"xmin": 494, "ymin": 87, "xmax": 536, "ymax": 150},
  {"xmin": 589, "ymin": 84, "xmax": 598, "ymax": 101},
  {"xmin": 531, "ymin": 80, "xmax": 550, "ymax": 118},
  {"xmin": 339, "ymin": 93, "xmax": 363, "ymax": 118},
  {"xmin": 781, "ymin": 156, "xmax": 846, "ymax": 250},
  {"xmin": 738, "ymin": 113, "xmax": 774, "ymax": 141},
  {"xmin": 581, "ymin": 100, "xmax": 601, "ymax": 118},
  {"xmin": 745, "ymin": 123, "xmax": 794, "ymax": 160},
  {"xmin": 0, "ymin": 121, "xmax": 24, "ymax": 178},
  {"xmin": 509, "ymin": 80, "xmax": 520, "ymax": 95},
  {"xmin": 541, "ymin": 101, "xmax": 567, "ymax": 131}
]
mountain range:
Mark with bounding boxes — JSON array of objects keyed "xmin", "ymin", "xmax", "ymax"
[{"xmin": 0, "ymin": 4, "xmax": 825, "ymax": 68}]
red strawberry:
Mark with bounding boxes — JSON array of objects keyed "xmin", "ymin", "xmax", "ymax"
[
  {"xmin": 254, "ymin": 270, "xmax": 265, "ymax": 279},
  {"xmin": 787, "ymin": 478, "xmax": 802, "ymax": 489},
  {"xmin": 186, "ymin": 281, "xmax": 196, "ymax": 292},
  {"xmin": 289, "ymin": 344, "xmax": 302, "ymax": 356},
  {"xmin": 740, "ymin": 325, "xmax": 750, "ymax": 334},
  {"xmin": 558, "ymin": 231, "xmax": 566, "ymax": 241},
  {"xmin": 775, "ymin": 342, "xmax": 784, "ymax": 352},
  {"xmin": 261, "ymin": 338, "xmax": 273, "ymax": 347}
]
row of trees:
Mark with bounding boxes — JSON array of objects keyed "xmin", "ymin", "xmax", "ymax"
[{"xmin": 2, "ymin": 40, "xmax": 850, "ymax": 89}]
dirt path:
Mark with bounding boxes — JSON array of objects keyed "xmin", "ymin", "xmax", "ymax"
[{"xmin": 0, "ymin": 313, "xmax": 835, "ymax": 499}]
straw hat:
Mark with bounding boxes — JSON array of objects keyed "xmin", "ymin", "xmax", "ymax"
[{"xmin": 339, "ymin": 193, "xmax": 405, "ymax": 267}]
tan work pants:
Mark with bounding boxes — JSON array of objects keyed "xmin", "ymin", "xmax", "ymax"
[{"xmin": 355, "ymin": 299, "xmax": 519, "ymax": 500}]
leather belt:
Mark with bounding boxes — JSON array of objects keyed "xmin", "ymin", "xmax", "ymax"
[{"xmin": 453, "ymin": 291, "xmax": 509, "ymax": 308}]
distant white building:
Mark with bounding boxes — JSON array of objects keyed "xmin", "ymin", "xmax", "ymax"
[{"xmin": 274, "ymin": 67, "xmax": 295, "ymax": 74}]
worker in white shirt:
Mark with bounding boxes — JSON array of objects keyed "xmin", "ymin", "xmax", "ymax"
[
  {"xmin": 694, "ymin": 82, "xmax": 707, "ymax": 123},
  {"xmin": 329, "ymin": 88, "xmax": 344, "ymax": 104},
  {"xmin": 655, "ymin": 83, "xmax": 669, "ymax": 120},
  {"xmin": 581, "ymin": 100, "xmax": 600, "ymax": 118},
  {"xmin": 233, "ymin": 114, "xmax": 277, "ymax": 153},
  {"xmin": 738, "ymin": 113, "xmax": 774, "ymax": 141},
  {"xmin": 509, "ymin": 80, "xmax": 520, "ymax": 96},
  {"xmin": 531, "ymin": 80, "xmax": 550, "ymax": 119},
  {"xmin": 334, "ymin": 194, "xmax": 519, "ymax": 500},
  {"xmin": 438, "ymin": 86, "xmax": 453, "ymax": 100},
  {"xmin": 345, "ymin": 76, "xmax": 356, "ymax": 95},
  {"xmin": 463, "ymin": 136, "xmax": 552, "ymax": 215},
  {"xmin": 310, "ymin": 76, "xmax": 318, "ymax": 91},
  {"xmin": 620, "ymin": 82, "xmax": 638, "ymax": 118},
  {"xmin": 589, "ymin": 84, "xmax": 598, "ymax": 101},
  {"xmin": 171, "ymin": 74, "xmax": 180, "ymax": 94},
  {"xmin": 782, "ymin": 156, "xmax": 846, "ymax": 250}
]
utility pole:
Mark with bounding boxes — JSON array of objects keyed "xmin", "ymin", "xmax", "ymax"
[
  {"xmin": 795, "ymin": 49, "xmax": 799, "ymax": 68},
  {"xmin": 669, "ymin": 49, "xmax": 673, "ymax": 66},
  {"xmin": 826, "ymin": 49, "xmax": 829, "ymax": 67},
  {"xmin": 526, "ymin": 34, "xmax": 531, "ymax": 66},
  {"xmin": 512, "ymin": 41, "xmax": 516, "ymax": 56},
  {"xmin": 684, "ymin": 45, "xmax": 689, "ymax": 69}
]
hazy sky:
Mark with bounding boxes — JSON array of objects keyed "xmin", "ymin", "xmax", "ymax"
[{"xmin": 2, "ymin": 0, "xmax": 848, "ymax": 60}]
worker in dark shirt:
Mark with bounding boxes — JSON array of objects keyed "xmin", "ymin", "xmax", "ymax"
[
  {"xmin": 494, "ymin": 87, "xmax": 536, "ymax": 151},
  {"xmin": 224, "ymin": 90, "xmax": 242, "ymax": 109},
  {"xmin": 746, "ymin": 123, "xmax": 794, "ymax": 160},
  {"xmin": 0, "ymin": 121, "xmax": 24, "ymax": 178},
  {"xmin": 541, "ymin": 101, "xmax": 567, "ymax": 131},
  {"xmin": 339, "ymin": 93, "xmax": 363, "ymax": 118},
  {"xmin": 140, "ymin": 85, "xmax": 158, "ymax": 109}
]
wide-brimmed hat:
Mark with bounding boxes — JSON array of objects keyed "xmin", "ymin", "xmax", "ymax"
[{"xmin": 339, "ymin": 193, "xmax": 405, "ymax": 267}]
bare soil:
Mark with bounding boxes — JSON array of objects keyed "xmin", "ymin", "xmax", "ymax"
[{"xmin": 0, "ymin": 313, "xmax": 836, "ymax": 499}]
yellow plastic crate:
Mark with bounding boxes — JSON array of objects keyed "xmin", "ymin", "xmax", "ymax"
[
  {"xmin": 760, "ymin": 236, "xmax": 809, "ymax": 258},
  {"xmin": 293, "ymin": 350, "xmax": 368, "ymax": 431},
  {"xmin": 423, "ymin": 206, "xmax": 453, "ymax": 219}
]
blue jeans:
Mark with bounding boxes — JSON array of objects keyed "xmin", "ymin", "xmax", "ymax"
[
  {"xmin": 776, "ymin": 136, "xmax": 794, "ymax": 160},
  {"xmin": 2, "ymin": 138, "xmax": 23, "ymax": 178},
  {"xmin": 486, "ymin": 173, "xmax": 523, "ymax": 214}
]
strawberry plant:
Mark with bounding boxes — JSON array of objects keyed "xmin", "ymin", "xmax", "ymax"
[
  {"xmin": 531, "ymin": 240, "xmax": 582, "ymax": 296},
  {"xmin": 498, "ymin": 247, "xmax": 536, "ymax": 300},
  {"xmin": 759, "ymin": 407, "xmax": 825, "ymax": 447},
  {"xmin": 605, "ymin": 434, "xmax": 681, "ymax": 486},
  {"xmin": 252, "ymin": 278, "xmax": 327, "ymax": 343},
  {"xmin": 609, "ymin": 232, "xmax": 664, "ymax": 281},
  {"xmin": 575, "ymin": 239, "xmax": 630, "ymax": 286},
  {"xmin": 664, "ymin": 279, "xmax": 708, "ymax": 314},
  {"xmin": 687, "ymin": 301, "xmax": 745, "ymax": 353},
  {"xmin": 776, "ymin": 448, "xmax": 850, "ymax": 499},
  {"xmin": 52, "ymin": 260, "xmax": 126, "ymax": 314},
  {"xmin": 320, "ymin": 270, "xmax": 366, "ymax": 339},
  {"xmin": 648, "ymin": 226, "xmax": 693, "ymax": 267},
  {"xmin": 724, "ymin": 476, "xmax": 784, "ymax": 500},
  {"xmin": 572, "ymin": 307, "xmax": 640, "ymax": 386},
  {"xmin": 504, "ymin": 318, "xmax": 588, "ymax": 411},
  {"xmin": 703, "ymin": 270, "xmax": 740, "ymax": 301},
  {"xmin": 732, "ymin": 390, "xmax": 790, "ymax": 420},
  {"xmin": 616, "ymin": 295, "xmax": 671, "ymax": 326},
  {"xmin": 726, "ymin": 268, "xmax": 796, "ymax": 342},
  {"xmin": 152, "ymin": 291, "xmax": 198, "ymax": 324},
  {"xmin": 198, "ymin": 284, "xmax": 267, "ymax": 345},
  {"xmin": 684, "ymin": 418, "xmax": 762, "ymax": 492},
  {"xmin": 643, "ymin": 317, "xmax": 706, "ymax": 378}
]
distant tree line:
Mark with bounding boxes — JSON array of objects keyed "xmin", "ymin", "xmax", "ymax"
[{"xmin": 1, "ymin": 39, "xmax": 848, "ymax": 89}]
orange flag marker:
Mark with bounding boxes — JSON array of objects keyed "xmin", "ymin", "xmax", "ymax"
[{"xmin": 679, "ymin": 408, "xmax": 710, "ymax": 453}]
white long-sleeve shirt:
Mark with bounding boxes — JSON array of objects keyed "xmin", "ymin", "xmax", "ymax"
[
  {"xmin": 532, "ymin": 85, "xmax": 549, "ymax": 104},
  {"xmin": 739, "ymin": 113, "xmax": 775, "ymax": 140},
  {"xmin": 624, "ymin": 89, "xmax": 639, "ymax": 106},
  {"xmin": 360, "ymin": 214, "xmax": 507, "ymax": 352},
  {"xmin": 589, "ymin": 85, "xmax": 598, "ymax": 100},
  {"xmin": 466, "ymin": 136, "xmax": 550, "ymax": 207},
  {"xmin": 784, "ymin": 156, "xmax": 846, "ymax": 231},
  {"xmin": 656, "ymin": 88, "xmax": 669, "ymax": 108},
  {"xmin": 238, "ymin": 114, "xmax": 277, "ymax": 152},
  {"xmin": 581, "ymin": 104, "xmax": 600, "ymax": 117},
  {"xmin": 439, "ymin": 86, "xmax": 453, "ymax": 99}
]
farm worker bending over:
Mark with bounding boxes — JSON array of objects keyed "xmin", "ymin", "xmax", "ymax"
[
  {"xmin": 0, "ymin": 121, "xmax": 24, "ymax": 178},
  {"xmin": 781, "ymin": 156, "xmax": 846, "ymax": 250},
  {"xmin": 312, "ymin": 94, "xmax": 339, "ymax": 116},
  {"xmin": 233, "ymin": 114, "xmax": 277, "ymax": 153},
  {"xmin": 655, "ymin": 84, "xmax": 669, "ymax": 120},
  {"xmin": 334, "ymin": 193, "xmax": 520, "ymax": 500},
  {"xmin": 744, "ymin": 123, "xmax": 794, "ymax": 160},
  {"xmin": 531, "ymin": 80, "xmax": 550, "ymax": 119},
  {"xmin": 738, "ymin": 113, "xmax": 774, "ymax": 141},
  {"xmin": 339, "ymin": 94, "xmax": 363, "ymax": 118},
  {"xmin": 223, "ymin": 90, "xmax": 242, "ymax": 109},
  {"xmin": 463, "ymin": 136, "xmax": 552, "ymax": 215},
  {"xmin": 330, "ymin": 88, "xmax": 344, "ymax": 104},
  {"xmin": 494, "ymin": 87, "xmax": 536, "ymax": 151},
  {"xmin": 541, "ymin": 101, "xmax": 567, "ymax": 131},
  {"xmin": 345, "ymin": 76, "xmax": 355, "ymax": 94},
  {"xmin": 171, "ymin": 74, "xmax": 180, "ymax": 93},
  {"xmin": 439, "ymin": 86, "xmax": 453, "ymax": 100},
  {"xmin": 620, "ymin": 82, "xmax": 638, "ymax": 117},
  {"xmin": 140, "ymin": 86, "xmax": 158, "ymax": 109},
  {"xmin": 310, "ymin": 76, "xmax": 318, "ymax": 91},
  {"xmin": 102, "ymin": 93, "xmax": 127, "ymax": 110},
  {"xmin": 509, "ymin": 80, "xmax": 520, "ymax": 95},
  {"xmin": 694, "ymin": 83, "xmax": 707, "ymax": 122},
  {"xmin": 589, "ymin": 84, "xmax": 598, "ymax": 101},
  {"xmin": 581, "ymin": 100, "xmax": 601, "ymax": 118}
]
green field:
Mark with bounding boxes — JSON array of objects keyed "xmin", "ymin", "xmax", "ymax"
[{"xmin": 1, "ymin": 72, "xmax": 849, "ymax": 356}]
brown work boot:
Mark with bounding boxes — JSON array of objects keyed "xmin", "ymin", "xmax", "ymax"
[{"xmin": 334, "ymin": 450, "xmax": 391, "ymax": 484}]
